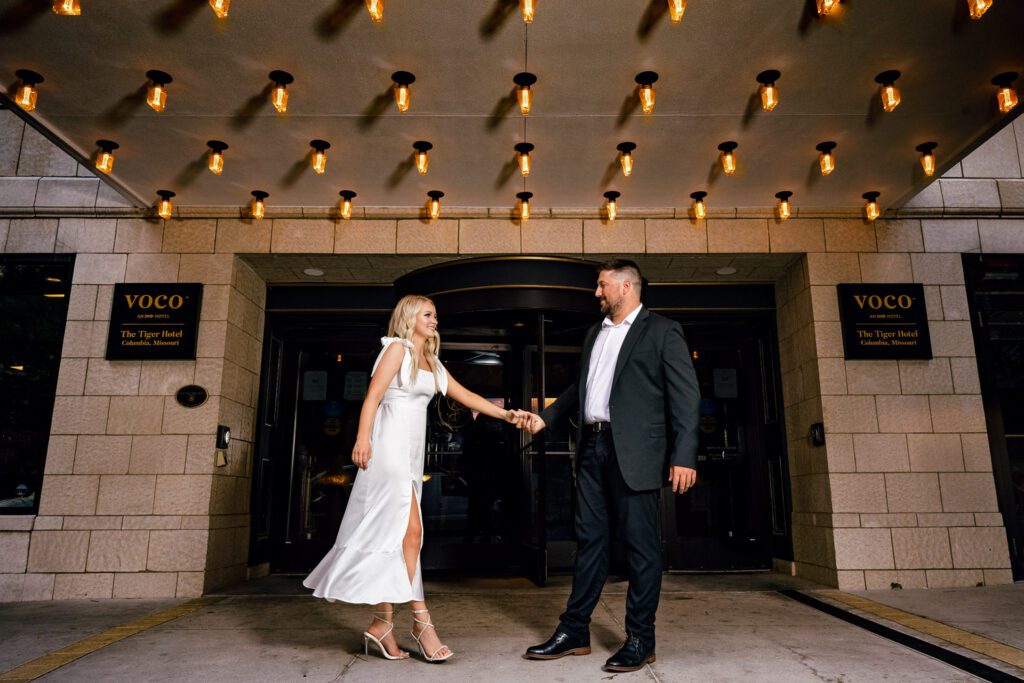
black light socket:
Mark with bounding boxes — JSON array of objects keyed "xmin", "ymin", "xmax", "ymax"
[
  {"xmin": 427, "ymin": 190, "xmax": 445, "ymax": 200},
  {"xmin": 15, "ymin": 69, "xmax": 44, "ymax": 86},
  {"xmin": 251, "ymin": 190, "xmax": 269, "ymax": 200},
  {"xmin": 514, "ymin": 142, "xmax": 534, "ymax": 154},
  {"xmin": 617, "ymin": 141, "xmax": 637, "ymax": 154},
  {"xmin": 269, "ymin": 70, "xmax": 294, "ymax": 86},
  {"xmin": 392, "ymin": 70, "xmax": 416, "ymax": 86},
  {"xmin": 338, "ymin": 190, "xmax": 357, "ymax": 201},
  {"xmin": 717, "ymin": 141, "xmax": 739, "ymax": 153},
  {"xmin": 146, "ymin": 69, "xmax": 173, "ymax": 86},
  {"xmin": 513, "ymin": 72, "xmax": 537, "ymax": 88},
  {"xmin": 992, "ymin": 72, "xmax": 1019, "ymax": 88},
  {"xmin": 310, "ymin": 139, "xmax": 331, "ymax": 152},
  {"xmin": 96, "ymin": 139, "xmax": 120, "ymax": 153},
  {"xmin": 862, "ymin": 191, "xmax": 881, "ymax": 202},
  {"xmin": 207, "ymin": 140, "xmax": 229, "ymax": 153},
  {"xmin": 603, "ymin": 190, "xmax": 621, "ymax": 201},
  {"xmin": 915, "ymin": 141, "xmax": 938, "ymax": 154},
  {"xmin": 874, "ymin": 69, "xmax": 901, "ymax": 86},
  {"xmin": 634, "ymin": 71, "xmax": 659, "ymax": 86},
  {"xmin": 516, "ymin": 191, "xmax": 533, "ymax": 202},
  {"xmin": 156, "ymin": 189, "xmax": 176, "ymax": 201},
  {"xmin": 412, "ymin": 140, "xmax": 433, "ymax": 153},
  {"xmin": 815, "ymin": 141, "xmax": 837, "ymax": 154},
  {"xmin": 756, "ymin": 69, "xmax": 781, "ymax": 85},
  {"xmin": 690, "ymin": 191, "xmax": 708, "ymax": 201},
  {"xmin": 774, "ymin": 190, "xmax": 793, "ymax": 201},
  {"xmin": 216, "ymin": 424, "xmax": 231, "ymax": 450}
]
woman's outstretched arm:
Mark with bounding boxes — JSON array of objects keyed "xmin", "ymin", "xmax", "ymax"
[
  {"xmin": 352, "ymin": 343, "xmax": 405, "ymax": 469},
  {"xmin": 444, "ymin": 372, "xmax": 516, "ymax": 423}
]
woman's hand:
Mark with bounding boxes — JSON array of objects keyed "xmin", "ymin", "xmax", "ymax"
[{"xmin": 352, "ymin": 438, "xmax": 372, "ymax": 470}]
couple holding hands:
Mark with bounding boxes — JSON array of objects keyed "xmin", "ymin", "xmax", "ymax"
[{"xmin": 303, "ymin": 259, "xmax": 700, "ymax": 674}]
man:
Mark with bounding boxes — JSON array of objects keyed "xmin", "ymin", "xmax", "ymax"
[{"xmin": 515, "ymin": 259, "xmax": 700, "ymax": 673}]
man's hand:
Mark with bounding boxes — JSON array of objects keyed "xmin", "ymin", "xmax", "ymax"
[
  {"xmin": 670, "ymin": 466, "xmax": 696, "ymax": 494},
  {"xmin": 511, "ymin": 410, "xmax": 546, "ymax": 434}
]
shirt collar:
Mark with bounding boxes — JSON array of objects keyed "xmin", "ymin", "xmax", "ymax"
[{"xmin": 602, "ymin": 303, "xmax": 643, "ymax": 328}]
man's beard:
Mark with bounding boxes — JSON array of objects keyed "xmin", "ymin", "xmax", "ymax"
[{"xmin": 599, "ymin": 297, "xmax": 613, "ymax": 314}]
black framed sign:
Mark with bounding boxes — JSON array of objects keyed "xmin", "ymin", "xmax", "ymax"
[
  {"xmin": 837, "ymin": 283, "xmax": 932, "ymax": 360},
  {"xmin": 106, "ymin": 283, "xmax": 203, "ymax": 360}
]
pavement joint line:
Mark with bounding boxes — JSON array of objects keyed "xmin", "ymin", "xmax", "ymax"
[
  {"xmin": 0, "ymin": 597, "xmax": 225, "ymax": 683},
  {"xmin": 824, "ymin": 591, "xmax": 1024, "ymax": 670}
]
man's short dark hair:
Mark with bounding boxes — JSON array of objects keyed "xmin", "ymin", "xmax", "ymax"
[{"xmin": 598, "ymin": 259, "xmax": 643, "ymax": 293}]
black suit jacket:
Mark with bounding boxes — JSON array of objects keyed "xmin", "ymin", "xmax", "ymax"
[{"xmin": 540, "ymin": 307, "xmax": 700, "ymax": 491}]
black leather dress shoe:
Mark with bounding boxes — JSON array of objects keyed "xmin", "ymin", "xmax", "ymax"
[
  {"xmin": 524, "ymin": 630, "xmax": 591, "ymax": 660},
  {"xmin": 603, "ymin": 635, "xmax": 655, "ymax": 672}
]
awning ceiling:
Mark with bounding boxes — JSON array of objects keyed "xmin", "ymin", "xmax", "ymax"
[{"xmin": 2, "ymin": 0, "xmax": 1023, "ymax": 211}]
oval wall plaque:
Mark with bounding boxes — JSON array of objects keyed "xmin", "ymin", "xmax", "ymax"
[{"xmin": 176, "ymin": 384, "xmax": 209, "ymax": 408}]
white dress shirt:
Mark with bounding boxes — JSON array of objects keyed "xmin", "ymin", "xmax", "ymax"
[{"xmin": 583, "ymin": 303, "xmax": 643, "ymax": 424}]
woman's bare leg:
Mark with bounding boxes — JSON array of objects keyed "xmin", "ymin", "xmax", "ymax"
[
  {"xmin": 366, "ymin": 601, "xmax": 407, "ymax": 657},
  {"xmin": 405, "ymin": 487, "xmax": 450, "ymax": 657}
]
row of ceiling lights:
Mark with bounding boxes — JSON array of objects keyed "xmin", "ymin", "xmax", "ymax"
[{"xmin": 49, "ymin": 0, "xmax": 998, "ymax": 23}]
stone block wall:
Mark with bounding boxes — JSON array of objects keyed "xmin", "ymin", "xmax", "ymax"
[{"xmin": 1, "ymin": 110, "xmax": 1021, "ymax": 598}]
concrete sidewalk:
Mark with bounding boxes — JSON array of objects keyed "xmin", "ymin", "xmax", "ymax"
[{"xmin": 1, "ymin": 574, "xmax": 1022, "ymax": 682}]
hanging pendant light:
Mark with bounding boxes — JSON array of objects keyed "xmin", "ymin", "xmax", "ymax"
[
  {"xmin": 514, "ymin": 72, "xmax": 537, "ymax": 115},
  {"xmin": 427, "ymin": 190, "xmax": 445, "ymax": 220},
  {"xmin": 14, "ymin": 70, "xmax": 43, "ymax": 112},
  {"xmin": 915, "ymin": 142, "xmax": 937, "ymax": 177},
  {"xmin": 338, "ymin": 190, "xmax": 357, "ymax": 220},
  {"xmin": 251, "ymin": 190, "xmax": 269, "ymax": 220},
  {"xmin": 603, "ymin": 191, "xmax": 620, "ymax": 221},
  {"xmin": 690, "ymin": 191, "xmax": 708, "ymax": 220},
  {"xmin": 635, "ymin": 71, "xmax": 659, "ymax": 115},
  {"xmin": 156, "ymin": 190, "xmax": 176, "ymax": 220},
  {"xmin": 717, "ymin": 141, "xmax": 738, "ymax": 176},
  {"xmin": 52, "ymin": 0, "xmax": 81, "ymax": 15},
  {"xmin": 269, "ymin": 70, "xmax": 294, "ymax": 113},
  {"xmin": 146, "ymin": 70, "xmax": 172, "ymax": 113},
  {"xmin": 310, "ymin": 140, "xmax": 331, "ymax": 175},
  {"xmin": 617, "ymin": 142, "xmax": 637, "ymax": 177},
  {"xmin": 667, "ymin": 0, "xmax": 686, "ymax": 23},
  {"xmin": 366, "ymin": 0, "xmax": 384, "ymax": 23},
  {"xmin": 95, "ymin": 140, "xmax": 119, "ymax": 175},
  {"xmin": 816, "ymin": 141, "xmax": 837, "ymax": 176},
  {"xmin": 863, "ymin": 192, "xmax": 881, "ymax": 221},
  {"xmin": 209, "ymin": 0, "xmax": 229, "ymax": 18},
  {"xmin": 967, "ymin": 0, "xmax": 993, "ymax": 19},
  {"xmin": 756, "ymin": 70, "xmax": 781, "ymax": 112},
  {"xmin": 515, "ymin": 143, "xmax": 534, "ymax": 177},
  {"xmin": 207, "ymin": 140, "xmax": 228, "ymax": 175},
  {"xmin": 392, "ymin": 71, "xmax": 415, "ymax": 112},
  {"xmin": 875, "ymin": 70, "xmax": 901, "ymax": 113},
  {"xmin": 413, "ymin": 141, "xmax": 432, "ymax": 176},
  {"xmin": 992, "ymin": 72, "xmax": 1019, "ymax": 113},
  {"xmin": 521, "ymin": 0, "xmax": 536, "ymax": 23},
  {"xmin": 516, "ymin": 191, "xmax": 533, "ymax": 221},
  {"xmin": 775, "ymin": 191, "xmax": 793, "ymax": 221}
]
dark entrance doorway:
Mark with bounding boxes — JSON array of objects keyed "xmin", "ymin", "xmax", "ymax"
[
  {"xmin": 250, "ymin": 257, "xmax": 792, "ymax": 583},
  {"xmin": 965, "ymin": 255, "xmax": 1024, "ymax": 580}
]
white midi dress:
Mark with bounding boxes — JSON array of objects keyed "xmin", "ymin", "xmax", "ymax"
[{"xmin": 303, "ymin": 337, "xmax": 448, "ymax": 605}]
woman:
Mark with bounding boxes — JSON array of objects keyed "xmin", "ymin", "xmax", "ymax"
[{"xmin": 303, "ymin": 295, "xmax": 518, "ymax": 663}]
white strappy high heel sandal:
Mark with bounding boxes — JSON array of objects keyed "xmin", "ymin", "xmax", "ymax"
[
  {"xmin": 410, "ymin": 609, "xmax": 453, "ymax": 663},
  {"xmin": 362, "ymin": 611, "xmax": 409, "ymax": 660}
]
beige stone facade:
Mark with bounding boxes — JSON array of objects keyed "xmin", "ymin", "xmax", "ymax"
[{"xmin": 1, "ymin": 110, "xmax": 1022, "ymax": 599}]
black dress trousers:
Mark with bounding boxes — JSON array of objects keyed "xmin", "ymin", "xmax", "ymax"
[{"xmin": 558, "ymin": 429, "xmax": 662, "ymax": 648}]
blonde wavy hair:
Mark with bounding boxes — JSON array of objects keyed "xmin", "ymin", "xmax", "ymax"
[{"xmin": 388, "ymin": 294, "xmax": 441, "ymax": 388}]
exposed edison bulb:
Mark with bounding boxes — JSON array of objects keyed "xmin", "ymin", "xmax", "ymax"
[
  {"xmin": 967, "ymin": 0, "xmax": 993, "ymax": 19},
  {"xmin": 639, "ymin": 83, "xmax": 655, "ymax": 114},
  {"xmin": 96, "ymin": 150, "xmax": 114, "ymax": 175},
  {"xmin": 775, "ymin": 192, "xmax": 792, "ymax": 221},
  {"xmin": 209, "ymin": 151, "xmax": 224, "ymax": 175},
  {"xmin": 366, "ymin": 0, "xmax": 383, "ymax": 23},
  {"xmin": 52, "ymin": 0, "xmax": 81, "ymax": 15},
  {"xmin": 517, "ymin": 192, "xmax": 532, "ymax": 222},
  {"xmin": 209, "ymin": 0, "xmax": 229, "ymax": 18},
  {"xmin": 618, "ymin": 143, "xmax": 636, "ymax": 177},
  {"xmin": 395, "ymin": 83, "xmax": 411, "ymax": 112},
  {"xmin": 668, "ymin": 0, "xmax": 686, "ymax": 23},
  {"xmin": 604, "ymin": 192, "xmax": 620, "ymax": 221},
  {"xmin": 251, "ymin": 191, "xmax": 268, "ymax": 220},
  {"xmin": 917, "ymin": 143, "xmax": 937, "ymax": 177},
  {"xmin": 690, "ymin": 192, "xmax": 707, "ymax": 220},
  {"xmin": 516, "ymin": 143, "xmax": 533, "ymax": 177},
  {"xmin": 880, "ymin": 84, "xmax": 900, "ymax": 112},
  {"xmin": 339, "ymin": 191, "xmax": 356, "ymax": 220},
  {"xmin": 521, "ymin": 0, "xmax": 536, "ymax": 23},
  {"xmin": 721, "ymin": 151, "xmax": 736, "ymax": 175},
  {"xmin": 864, "ymin": 193, "xmax": 881, "ymax": 221},
  {"xmin": 147, "ymin": 84, "xmax": 167, "ymax": 112},
  {"xmin": 272, "ymin": 86, "xmax": 288, "ymax": 113},
  {"xmin": 517, "ymin": 84, "xmax": 532, "ymax": 115},
  {"xmin": 413, "ymin": 141, "xmax": 432, "ymax": 176},
  {"xmin": 760, "ymin": 83, "xmax": 779, "ymax": 112},
  {"xmin": 15, "ymin": 83, "xmax": 38, "ymax": 112},
  {"xmin": 156, "ymin": 191, "xmax": 175, "ymax": 220},
  {"xmin": 997, "ymin": 85, "xmax": 1018, "ymax": 113},
  {"xmin": 310, "ymin": 140, "xmax": 330, "ymax": 175},
  {"xmin": 95, "ymin": 142, "xmax": 118, "ymax": 175},
  {"xmin": 816, "ymin": 142, "xmax": 837, "ymax": 176},
  {"xmin": 428, "ymin": 191, "xmax": 444, "ymax": 220},
  {"xmin": 816, "ymin": 0, "xmax": 840, "ymax": 15}
]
